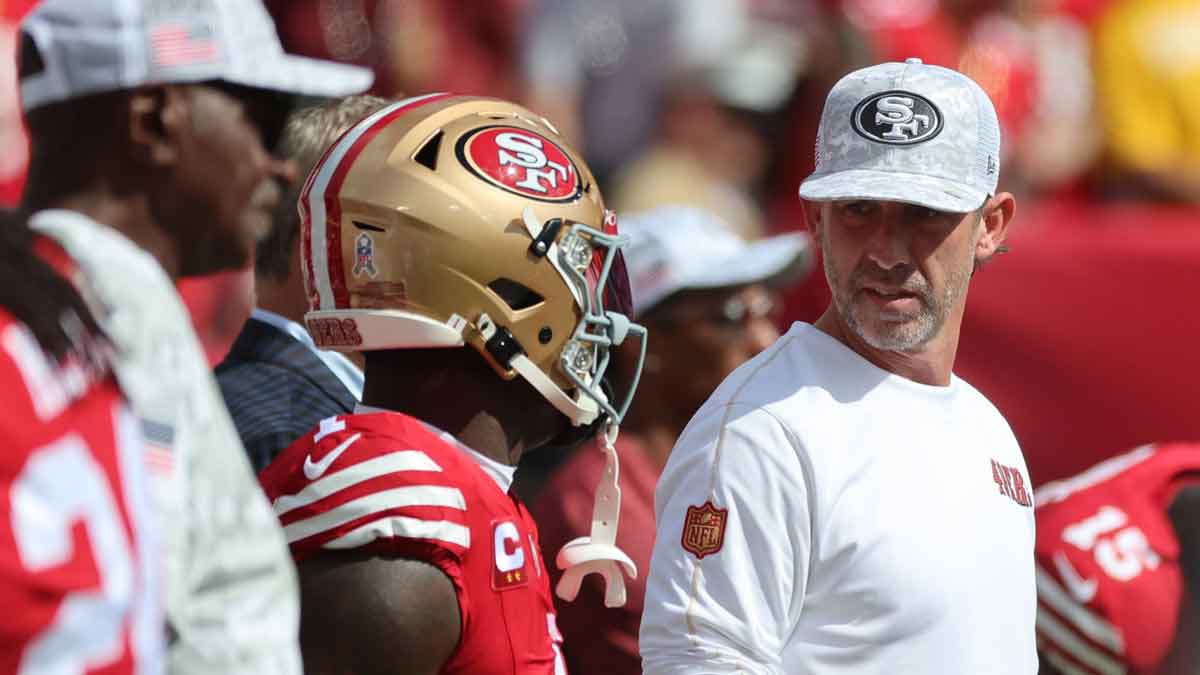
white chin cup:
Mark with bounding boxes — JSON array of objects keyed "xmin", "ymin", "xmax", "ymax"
[{"xmin": 556, "ymin": 539, "xmax": 636, "ymax": 608}]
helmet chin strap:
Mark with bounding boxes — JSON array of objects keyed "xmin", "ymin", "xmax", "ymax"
[
  {"xmin": 508, "ymin": 352, "xmax": 599, "ymax": 426},
  {"xmin": 473, "ymin": 313, "xmax": 600, "ymax": 427},
  {"xmin": 554, "ymin": 422, "xmax": 636, "ymax": 607}
]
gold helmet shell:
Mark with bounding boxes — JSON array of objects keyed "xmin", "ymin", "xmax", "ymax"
[{"xmin": 298, "ymin": 93, "xmax": 645, "ymax": 426}]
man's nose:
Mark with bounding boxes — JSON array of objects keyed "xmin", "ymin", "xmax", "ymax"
[{"xmin": 862, "ymin": 214, "xmax": 911, "ymax": 271}]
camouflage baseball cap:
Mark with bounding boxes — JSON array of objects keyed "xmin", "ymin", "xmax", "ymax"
[{"xmin": 798, "ymin": 58, "xmax": 1000, "ymax": 213}]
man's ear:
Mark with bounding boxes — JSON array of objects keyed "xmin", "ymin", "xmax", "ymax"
[
  {"xmin": 127, "ymin": 85, "xmax": 186, "ymax": 167},
  {"xmin": 975, "ymin": 192, "xmax": 1016, "ymax": 264}
]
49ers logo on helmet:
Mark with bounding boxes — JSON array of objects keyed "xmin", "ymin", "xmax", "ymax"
[{"xmin": 457, "ymin": 126, "xmax": 581, "ymax": 202}]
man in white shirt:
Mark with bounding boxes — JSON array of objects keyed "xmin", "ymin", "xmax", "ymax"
[
  {"xmin": 640, "ymin": 58, "xmax": 1036, "ymax": 674},
  {"xmin": 17, "ymin": 1, "xmax": 371, "ymax": 672}
]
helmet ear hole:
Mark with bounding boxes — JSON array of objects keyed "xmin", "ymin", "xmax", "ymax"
[
  {"xmin": 488, "ymin": 278, "xmax": 545, "ymax": 311},
  {"xmin": 413, "ymin": 130, "xmax": 443, "ymax": 170}
]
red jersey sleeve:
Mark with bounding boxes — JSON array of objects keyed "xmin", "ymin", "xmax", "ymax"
[
  {"xmin": 1034, "ymin": 444, "xmax": 1200, "ymax": 675},
  {"xmin": 260, "ymin": 413, "xmax": 474, "ymax": 595}
]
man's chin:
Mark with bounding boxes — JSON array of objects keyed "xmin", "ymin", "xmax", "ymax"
[
  {"xmin": 852, "ymin": 305, "xmax": 921, "ymax": 330},
  {"xmin": 851, "ymin": 315, "xmax": 931, "ymax": 352}
]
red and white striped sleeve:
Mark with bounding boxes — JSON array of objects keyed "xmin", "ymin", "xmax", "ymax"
[
  {"xmin": 1034, "ymin": 557, "xmax": 1130, "ymax": 675},
  {"xmin": 259, "ymin": 415, "xmax": 473, "ymax": 568},
  {"xmin": 1033, "ymin": 446, "xmax": 1195, "ymax": 675}
]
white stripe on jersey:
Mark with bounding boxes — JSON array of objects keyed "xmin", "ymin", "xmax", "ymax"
[
  {"xmin": 1038, "ymin": 641, "xmax": 1095, "ymax": 675},
  {"xmin": 283, "ymin": 485, "xmax": 466, "ymax": 544},
  {"xmin": 1036, "ymin": 609, "xmax": 1125, "ymax": 675},
  {"xmin": 272, "ymin": 450, "xmax": 443, "ymax": 517},
  {"xmin": 1035, "ymin": 565, "xmax": 1125, "ymax": 653},
  {"xmin": 324, "ymin": 515, "xmax": 470, "ymax": 550}
]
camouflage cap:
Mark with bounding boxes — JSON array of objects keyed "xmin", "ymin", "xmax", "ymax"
[{"xmin": 798, "ymin": 58, "xmax": 1000, "ymax": 213}]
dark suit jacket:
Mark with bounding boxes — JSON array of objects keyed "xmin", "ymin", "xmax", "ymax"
[{"xmin": 216, "ymin": 316, "xmax": 358, "ymax": 472}]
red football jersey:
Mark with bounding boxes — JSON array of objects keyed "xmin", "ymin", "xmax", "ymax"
[
  {"xmin": 0, "ymin": 312, "xmax": 161, "ymax": 673},
  {"xmin": 1034, "ymin": 443, "xmax": 1200, "ymax": 674},
  {"xmin": 260, "ymin": 410, "xmax": 566, "ymax": 674}
]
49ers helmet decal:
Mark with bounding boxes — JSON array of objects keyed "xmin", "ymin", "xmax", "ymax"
[
  {"xmin": 298, "ymin": 94, "xmax": 646, "ymax": 427},
  {"xmin": 456, "ymin": 126, "xmax": 583, "ymax": 202}
]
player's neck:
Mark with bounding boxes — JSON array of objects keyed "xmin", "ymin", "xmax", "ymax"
[
  {"xmin": 452, "ymin": 413, "xmax": 525, "ymax": 466},
  {"xmin": 362, "ymin": 364, "xmax": 528, "ymax": 466},
  {"xmin": 366, "ymin": 397, "xmax": 523, "ymax": 467}
]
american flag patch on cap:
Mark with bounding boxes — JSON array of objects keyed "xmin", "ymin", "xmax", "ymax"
[{"xmin": 148, "ymin": 20, "xmax": 220, "ymax": 68}]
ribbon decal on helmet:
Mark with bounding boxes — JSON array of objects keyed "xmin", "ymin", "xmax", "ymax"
[{"xmin": 352, "ymin": 233, "xmax": 378, "ymax": 278}]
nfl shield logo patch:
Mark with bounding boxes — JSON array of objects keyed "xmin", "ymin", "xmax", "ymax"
[{"xmin": 681, "ymin": 501, "xmax": 728, "ymax": 559}]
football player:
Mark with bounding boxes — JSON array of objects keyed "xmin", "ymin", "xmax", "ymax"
[
  {"xmin": 0, "ymin": 212, "xmax": 161, "ymax": 672},
  {"xmin": 1035, "ymin": 443, "xmax": 1200, "ymax": 674},
  {"xmin": 258, "ymin": 94, "xmax": 646, "ymax": 674}
]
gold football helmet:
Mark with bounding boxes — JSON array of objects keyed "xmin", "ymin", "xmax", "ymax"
[{"xmin": 298, "ymin": 93, "xmax": 645, "ymax": 428}]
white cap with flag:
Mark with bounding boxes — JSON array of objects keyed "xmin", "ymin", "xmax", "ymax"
[
  {"xmin": 620, "ymin": 205, "xmax": 813, "ymax": 317},
  {"xmin": 19, "ymin": 0, "xmax": 374, "ymax": 112},
  {"xmin": 798, "ymin": 58, "xmax": 1000, "ymax": 213}
]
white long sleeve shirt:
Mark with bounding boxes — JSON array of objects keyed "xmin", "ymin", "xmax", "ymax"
[{"xmin": 640, "ymin": 323, "xmax": 1037, "ymax": 674}]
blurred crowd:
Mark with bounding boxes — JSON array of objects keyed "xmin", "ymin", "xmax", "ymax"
[
  {"xmin": 263, "ymin": 0, "xmax": 1200, "ymax": 208},
  {"xmin": 6, "ymin": 0, "xmax": 1200, "ymax": 213}
]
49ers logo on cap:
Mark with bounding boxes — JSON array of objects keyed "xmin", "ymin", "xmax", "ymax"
[
  {"xmin": 457, "ymin": 126, "xmax": 581, "ymax": 202},
  {"xmin": 852, "ymin": 90, "xmax": 943, "ymax": 145}
]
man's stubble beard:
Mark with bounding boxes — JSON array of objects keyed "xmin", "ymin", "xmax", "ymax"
[{"xmin": 822, "ymin": 230, "xmax": 973, "ymax": 353}]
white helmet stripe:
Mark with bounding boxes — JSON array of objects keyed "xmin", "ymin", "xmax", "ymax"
[{"xmin": 301, "ymin": 92, "xmax": 453, "ymax": 310}]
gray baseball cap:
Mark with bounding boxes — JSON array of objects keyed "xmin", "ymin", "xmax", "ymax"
[
  {"xmin": 798, "ymin": 58, "xmax": 1000, "ymax": 213},
  {"xmin": 19, "ymin": 0, "xmax": 374, "ymax": 112}
]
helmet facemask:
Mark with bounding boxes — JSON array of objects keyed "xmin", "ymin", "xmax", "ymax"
[{"xmin": 486, "ymin": 206, "xmax": 646, "ymax": 429}]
